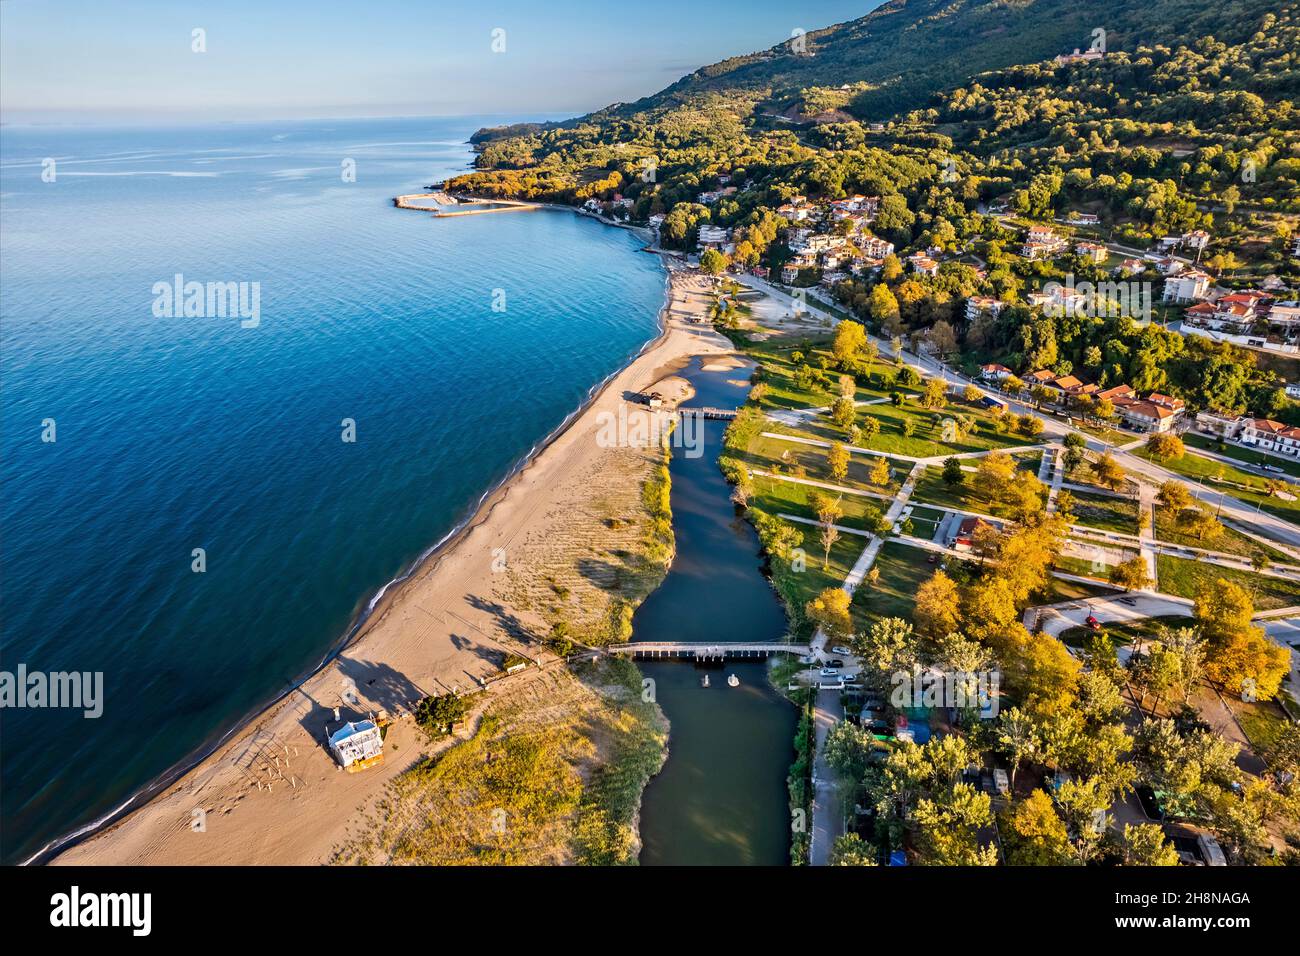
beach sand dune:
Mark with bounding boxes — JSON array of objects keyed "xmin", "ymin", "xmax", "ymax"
[{"xmin": 53, "ymin": 266, "xmax": 731, "ymax": 866}]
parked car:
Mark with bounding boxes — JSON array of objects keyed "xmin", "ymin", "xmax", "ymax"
[
  {"xmin": 826, "ymin": 659, "xmax": 844, "ymax": 668},
  {"xmin": 819, "ymin": 667, "xmax": 840, "ymax": 678},
  {"xmin": 992, "ymin": 769, "xmax": 1010, "ymax": 795},
  {"xmin": 1086, "ymin": 615, "xmax": 1101, "ymax": 630},
  {"xmin": 830, "ymin": 645, "xmax": 852, "ymax": 656}
]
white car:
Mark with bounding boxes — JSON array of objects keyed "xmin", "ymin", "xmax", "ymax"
[
  {"xmin": 830, "ymin": 645, "xmax": 852, "ymax": 656},
  {"xmin": 819, "ymin": 667, "xmax": 840, "ymax": 678}
]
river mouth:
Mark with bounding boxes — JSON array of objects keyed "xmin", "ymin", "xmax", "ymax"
[{"xmin": 632, "ymin": 354, "xmax": 798, "ymax": 866}]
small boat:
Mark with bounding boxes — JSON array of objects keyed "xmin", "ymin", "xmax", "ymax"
[
  {"xmin": 727, "ymin": 674, "xmax": 740, "ymax": 687},
  {"xmin": 701, "ymin": 674, "xmax": 710, "ymax": 688}
]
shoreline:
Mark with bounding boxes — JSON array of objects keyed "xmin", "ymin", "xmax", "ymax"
[{"xmin": 46, "ymin": 222, "xmax": 730, "ymax": 865}]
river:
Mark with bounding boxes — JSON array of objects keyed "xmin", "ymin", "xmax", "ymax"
[{"xmin": 633, "ymin": 355, "xmax": 798, "ymax": 866}]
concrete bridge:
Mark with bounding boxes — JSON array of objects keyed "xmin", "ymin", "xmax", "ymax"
[{"xmin": 608, "ymin": 642, "xmax": 810, "ymax": 660}]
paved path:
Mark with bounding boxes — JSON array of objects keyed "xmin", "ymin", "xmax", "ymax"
[
  {"xmin": 808, "ymin": 688, "xmax": 845, "ymax": 867},
  {"xmin": 1136, "ymin": 483, "xmax": 1158, "ymax": 585}
]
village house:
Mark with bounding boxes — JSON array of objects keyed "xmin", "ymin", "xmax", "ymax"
[
  {"xmin": 908, "ymin": 252, "xmax": 939, "ymax": 276},
  {"xmin": 1267, "ymin": 300, "xmax": 1300, "ymax": 335},
  {"xmin": 697, "ymin": 224, "xmax": 730, "ymax": 251},
  {"xmin": 1162, "ymin": 269, "xmax": 1212, "ymax": 303},
  {"xmin": 1067, "ymin": 211, "xmax": 1100, "ymax": 226},
  {"xmin": 1074, "ymin": 241, "xmax": 1108, "ymax": 264},
  {"xmin": 1116, "ymin": 258, "xmax": 1147, "ymax": 276},
  {"xmin": 979, "ymin": 363, "xmax": 1013, "ymax": 382},
  {"xmin": 1021, "ymin": 225, "xmax": 1067, "ymax": 259},
  {"xmin": 966, "ymin": 296, "xmax": 1009, "ymax": 323},
  {"xmin": 697, "ymin": 186, "xmax": 737, "ymax": 204},
  {"xmin": 1156, "ymin": 257, "xmax": 1186, "ymax": 276},
  {"xmin": 777, "ymin": 195, "xmax": 814, "ymax": 222},
  {"xmin": 949, "ymin": 516, "xmax": 996, "ymax": 551},
  {"xmin": 780, "ymin": 262, "xmax": 799, "ymax": 284},
  {"xmin": 1182, "ymin": 290, "xmax": 1269, "ymax": 332},
  {"xmin": 1097, "ymin": 383, "xmax": 1135, "ymax": 403},
  {"xmin": 1055, "ymin": 48, "xmax": 1105, "ymax": 65},
  {"xmin": 1241, "ymin": 418, "xmax": 1300, "ymax": 455},
  {"xmin": 1195, "ymin": 410, "xmax": 1246, "ymax": 439},
  {"xmin": 1107, "ymin": 395, "xmax": 1180, "ymax": 434},
  {"xmin": 858, "ymin": 235, "xmax": 895, "ymax": 259}
]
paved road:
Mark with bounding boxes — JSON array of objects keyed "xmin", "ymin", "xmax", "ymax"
[{"xmin": 808, "ymin": 688, "xmax": 845, "ymax": 867}]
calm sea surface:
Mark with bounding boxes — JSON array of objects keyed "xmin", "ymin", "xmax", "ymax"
[{"xmin": 0, "ymin": 117, "xmax": 666, "ymax": 863}]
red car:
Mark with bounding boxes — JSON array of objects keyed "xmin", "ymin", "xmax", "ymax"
[{"xmin": 1086, "ymin": 615, "xmax": 1101, "ymax": 630}]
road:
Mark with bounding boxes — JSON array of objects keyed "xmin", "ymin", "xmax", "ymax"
[{"xmin": 808, "ymin": 688, "xmax": 845, "ymax": 867}]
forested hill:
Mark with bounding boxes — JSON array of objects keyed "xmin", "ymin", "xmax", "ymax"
[{"xmin": 616, "ymin": 0, "xmax": 1271, "ymax": 122}]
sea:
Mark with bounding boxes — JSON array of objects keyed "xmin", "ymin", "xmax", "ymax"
[{"xmin": 0, "ymin": 116, "xmax": 667, "ymax": 863}]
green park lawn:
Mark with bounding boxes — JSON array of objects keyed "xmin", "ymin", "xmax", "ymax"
[
  {"xmin": 1066, "ymin": 489, "xmax": 1138, "ymax": 535},
  {"xmin": 739, "ymin": 433, "xmax": 903, "ymax": 495},
  {"xmin": 1155, "ymin": 555, "xmax": 1300, "ymax": 611},
  {"xmin": 910, "ymin": 460, "xmax": 1046, "ymax": 521},
  {"xmin": 1134, "ymin": 447, "xmax": 1300, "ymax": 526},
  {"xmin": 751, "ymin": 475, "xmax": 884, "ymax": 533},
  {"xmin": 1182, "ymin": 433, "xmax": 1300, "ymax": 479},
  {"xmin": 1152, "ymin": 507, "xmax": 1291, "ymax": 562},
  {"xmin": 850, "ymin": 540, "xmax": 936, "ymax": 631}
]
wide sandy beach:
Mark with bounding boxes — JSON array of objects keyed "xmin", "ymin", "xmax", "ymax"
[{"xmin": 51, "ymin": 259, "xmax": 732, "ymax": 865}]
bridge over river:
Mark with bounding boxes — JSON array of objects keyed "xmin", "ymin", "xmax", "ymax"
[{"xmin": 607, "ymin": 642, "xmax": 811, "ymax": 660}]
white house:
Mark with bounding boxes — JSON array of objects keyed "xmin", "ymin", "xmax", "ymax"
[
  {"xmin": 1241, "ymin": 418, "xmax": 1300, "ymax": 456},
  {"xmin": 966, "ymin": 296, "xmax": 1009, "ymax": 323},
  {"xmin": 1162, "ymin": 270, "xmax": 1212, "ymax": 303},
  {"xmin": 329, "ymin": 720, "xmax": 384, "ymax": 771},
  {"xmin": 697, "ymin": 225, "xmax": 729, "ymax": 250}
]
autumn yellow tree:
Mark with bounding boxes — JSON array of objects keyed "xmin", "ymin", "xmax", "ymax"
[
  {"xmin": 806, "ymin": 587, "xmax": 853, "ymax": 641},
  {"xmin": 914, "ymin": 570, "xmax": 961, "ymax": 638}
]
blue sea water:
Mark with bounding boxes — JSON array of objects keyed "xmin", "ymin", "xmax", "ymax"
[{"xmin": 0, "ymin": 117, "xmax": 666, "ymax": 863}]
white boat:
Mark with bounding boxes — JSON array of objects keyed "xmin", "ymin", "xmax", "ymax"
[
  {"xmin": 701, "ymin": 674, "xmax": 710, "ymax": 687},
  {"xmin": 727, "ymin": 674, "xmax": 740, "ymax": 687}
]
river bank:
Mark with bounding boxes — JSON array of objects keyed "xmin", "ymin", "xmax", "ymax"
[{"xmin": 49, "ymin": 260, "xmax": 733, "ymax": 865}]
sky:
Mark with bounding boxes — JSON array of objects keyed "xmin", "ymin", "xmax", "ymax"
[{"xmin": 0, "ymin": 0, "xmax": 880, "ymax": 124}]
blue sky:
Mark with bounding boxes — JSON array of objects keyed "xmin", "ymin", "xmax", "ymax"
[{"xmin": 1, "ymin": 0, "xmax": 879, "ymax": 123}]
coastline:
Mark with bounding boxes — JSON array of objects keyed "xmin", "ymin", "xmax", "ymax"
[{"xmin": 48, "ymin": 232, "xmax": 732, "ymax": 865}]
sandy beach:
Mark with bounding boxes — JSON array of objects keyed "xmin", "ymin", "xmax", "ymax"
[{"xmin": 51, "ymin": 261, "xmax": 732, "ymax": 866}]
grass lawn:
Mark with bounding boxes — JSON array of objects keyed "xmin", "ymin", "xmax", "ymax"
[
  {"xmin": 910, "ymin": 463, "xmax": 1044, "ymax": 521},
  {"xmin": 1225, "ymin": 696, "xmax": 1293, "ymax": 756},
  {"xmin": 1155, "ymin": 555, "xmax": 1300, "ymax": 611},
  {"xmin": 768, "ymin": 530, "xmax": 867, "ymax": 640},
  {"xmin": 1133, "ymin": 447, "xmax": 1300, "ymax": 525},
  {"xmin": 746, "ymin": 338, "xmax": 915, "ymax": 412},
  {"xmin": 1066, "ymin": 456, "xmax": 1138, "ymax": 495},
  {"xmin": 1067, "ymin": 489, "xmax": 1138, "ymax": 535},
  {"xmin": 1058, "ymin": 614, "xmax": 1192, "ymax": 648},
  {"xmin": 851, "ymin": 540, "xmax": 936, "ymax": 631},
  {"xmin": 740, "ymin": 433, "xmax": 902, "ymax": 495},
  {"xmin": 1182, "ymin": 433, "xmax": 1300, "ymax": 479},
  {"xmin": 1075, "ymin": 422, "xmax": 1133, "ymax": 445},
  {"xmin": 799, "ymin": 396, "xmax": 1039, "ymax": 460},
  {"xmin": 1152, "ymin": 507, "xmax": 1291, "ymax": 562},
  {"xmin": 1047, "ymin": 575, "xmax": 1120, "ymax": 604},
  {"xmin": 752, "ymin": 475, "xmax": 884, "ymax": 532}
]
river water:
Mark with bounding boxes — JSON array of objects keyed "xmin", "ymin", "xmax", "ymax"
[{"xmin": 633, "ymin": 356, "xmax": 798, "ymax": 865}]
